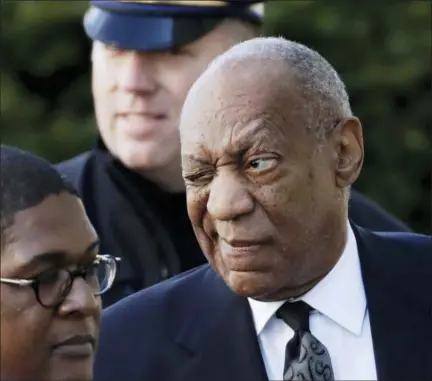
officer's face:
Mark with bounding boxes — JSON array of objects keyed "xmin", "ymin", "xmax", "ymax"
[
  {"xmin": 0, "ymin": 193, "xmax": 101, "ymax": 381},
  {"xmin": 91, "ymin": 22, "xmax": 246, "ymax": 185}
]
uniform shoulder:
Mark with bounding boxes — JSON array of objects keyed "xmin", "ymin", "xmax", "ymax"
[
  {"xmin": 349, "ymin": 189, "xmax": 411, "ymax": 232},
  {"xmin": 54, "ymin": 151, "xmax": 93, "ymax": 192},
  {"xmin": 55, "ymin": 151, "xmax": 92, "ymax": 170}
]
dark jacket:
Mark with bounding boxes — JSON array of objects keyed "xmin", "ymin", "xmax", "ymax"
[{"xmin": 93, "ymin": 227, "xmax": 432, "ymax": 381}]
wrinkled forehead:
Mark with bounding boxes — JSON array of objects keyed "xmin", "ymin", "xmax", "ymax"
[
  {"xmin": 3, "ymin": 195, "xmax": 98, "ymax": 269},
  {"xmin": 180, "ymin": 72, "xmax": 299, "ymax": 156}
]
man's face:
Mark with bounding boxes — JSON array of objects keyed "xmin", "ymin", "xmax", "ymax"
[
  {"xmin": 0, "ymin": 193, "xmax": 101, "ymax": 381},
  {"xmin": 91, "ymin": 22, "xmax": 243, "ymax": 176},
  {"xmin": 181, "ymin": 62, "xmax": 362, "ymax": 301}
]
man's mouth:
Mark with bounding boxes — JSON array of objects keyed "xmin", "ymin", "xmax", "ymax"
[{"xmin": 52, "ymin": 334, "xmax": 96, "ymax": 358}]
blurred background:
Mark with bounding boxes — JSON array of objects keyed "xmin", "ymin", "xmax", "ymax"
[{"xmin": 1, "ymin": 1, "xmax": 431, "ymax": 234}]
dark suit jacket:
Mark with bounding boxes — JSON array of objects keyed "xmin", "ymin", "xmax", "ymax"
[{"xmin": 94, "ymin": 226, "xmax": 431, "ymax": 381}]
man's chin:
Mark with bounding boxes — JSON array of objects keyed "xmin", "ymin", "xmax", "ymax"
[
  {"xmin": 225, "ymin": 270, "xmax": 277, "ymax": 299},
  {"xmin": 115, "ymin": 143, "xmax": 167, "ymax": 172},
  {"xmin": 49, "ymin": 359, "xmax": 93, "ymax": 381},
  {"xmin": 224, "ymin": 270, "xmax": 306, "ymax": 302}
]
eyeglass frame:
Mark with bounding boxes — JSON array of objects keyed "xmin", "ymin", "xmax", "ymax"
[{"xmin": 0, "ymin": 254, "xmax": 121, "ymax": 308}]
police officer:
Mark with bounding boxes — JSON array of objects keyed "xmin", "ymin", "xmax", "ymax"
[{"xmin": 57, "ymin": 0, "xmax": 410, "ymax": 308}]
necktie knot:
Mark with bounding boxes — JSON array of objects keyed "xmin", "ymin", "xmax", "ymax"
[
  {"xmin": 276, "ymin": 301, "xmax": 312, "ymax": 332},
  {"xmin": 276, "ymin": 301, "xmax": 335, "ymax": 380}
]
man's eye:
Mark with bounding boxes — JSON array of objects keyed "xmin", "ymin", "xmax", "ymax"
[
  {"xmin": 37, "ymin": 270, "xmax": 61, "ymax": 286},
  {"xmin": 248, "ymin": 157, "xmax": 278, "ymax": 171},
  {"xmin": 83, "ymin": 262, "xmax": 99, "ymax": 278},
  {"xmin": 183, "ymin": 170, "xmax": 214, "ymax": 184},
  {"xmin": 104, "ymin": 44, "xmax": 125, "ymax": 57}
]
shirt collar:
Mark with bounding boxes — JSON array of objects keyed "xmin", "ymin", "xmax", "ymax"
[{"xmin": 248, "ymin": 223, "xmax": 367, "ymax": 336}]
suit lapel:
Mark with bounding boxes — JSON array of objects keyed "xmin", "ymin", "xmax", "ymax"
[
  {"xmin": 169, "ymin": 228, "xmax": 431, "ymax": 381},
  {"xmin": 170, "ymin": 267, "xmax": 268, "ymax": 381},
  {"xmin": 355, "ymin": 226, "xmax": 432, "ymax": 381}
]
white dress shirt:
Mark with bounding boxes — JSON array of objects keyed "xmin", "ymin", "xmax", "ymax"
[{"xmin": 248, "ymin": 224, "xmax": 378, "ymax": 381}]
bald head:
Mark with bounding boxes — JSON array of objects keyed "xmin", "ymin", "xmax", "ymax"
[{"xmin": 182, "ymin": 37, "xmax": 352, "ymax": 140}]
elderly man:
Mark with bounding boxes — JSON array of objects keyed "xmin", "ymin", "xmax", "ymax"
[
  {"xmin": 94, "ymin": 38, "xmax": 431, "ymax": 381},
  {"xmin": 0, "ymin": 145, "xmax": 119, "ymax": 381},
  {"xmin": 57, "ymin": 0, "xmax": 410, "ymax": 308}
]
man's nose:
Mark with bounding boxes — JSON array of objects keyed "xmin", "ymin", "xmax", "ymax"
[
  {"xmin": 117, "ymin": 51, "xmax": 157, "ymax": 94},
  {"xmin": 207, "ymin": 171, "xmax": 254, "ymax": 222},
  {"xmin": 57, "ymin": 277, "xmax": 100, "ymax": 317}
]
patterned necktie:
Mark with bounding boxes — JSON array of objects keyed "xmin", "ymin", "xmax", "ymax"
[{"xmin": 276, "ymin": 301, "xmax": 335, "ymax": 381}]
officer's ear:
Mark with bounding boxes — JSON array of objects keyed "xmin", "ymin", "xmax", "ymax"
[
  {"xmin": 221, "ymin": 19, "xmax": 261, "ymax": 44},
  {"xmin": 241, "ymin": 20, "xmax": 262, "ymax": 39},
  {"xmin": 250, "ymin": 23, "xmax": 263, "ymax": 38}
]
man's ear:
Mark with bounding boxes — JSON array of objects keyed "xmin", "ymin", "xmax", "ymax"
[{"xmin": 329, "ymin": 117, "xmax": 364, "ymax": 188}]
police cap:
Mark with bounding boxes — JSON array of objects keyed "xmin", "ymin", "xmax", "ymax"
[{"xmin": 84, "ymin": 0, "xmax": 264, "ymax": 51}]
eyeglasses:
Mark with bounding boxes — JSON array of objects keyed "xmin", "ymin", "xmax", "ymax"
[{"xmin": 0, "ymin": 254, "xmax": 120, "ymax": 308}]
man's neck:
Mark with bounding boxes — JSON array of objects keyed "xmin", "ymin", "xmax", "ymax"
[{"xmin": 254, "ymin": 214, "xmax": 349, "ymax": 302}]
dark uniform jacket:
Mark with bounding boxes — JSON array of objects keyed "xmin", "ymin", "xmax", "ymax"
[{"xmin": 56, "ymin": 141, "xmax": 411, "ymax": 307}]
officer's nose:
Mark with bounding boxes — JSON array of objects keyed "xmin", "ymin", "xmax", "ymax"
[{"xmin": 117, "ymin": 51, "xmax": 157, "ymax": 94}]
